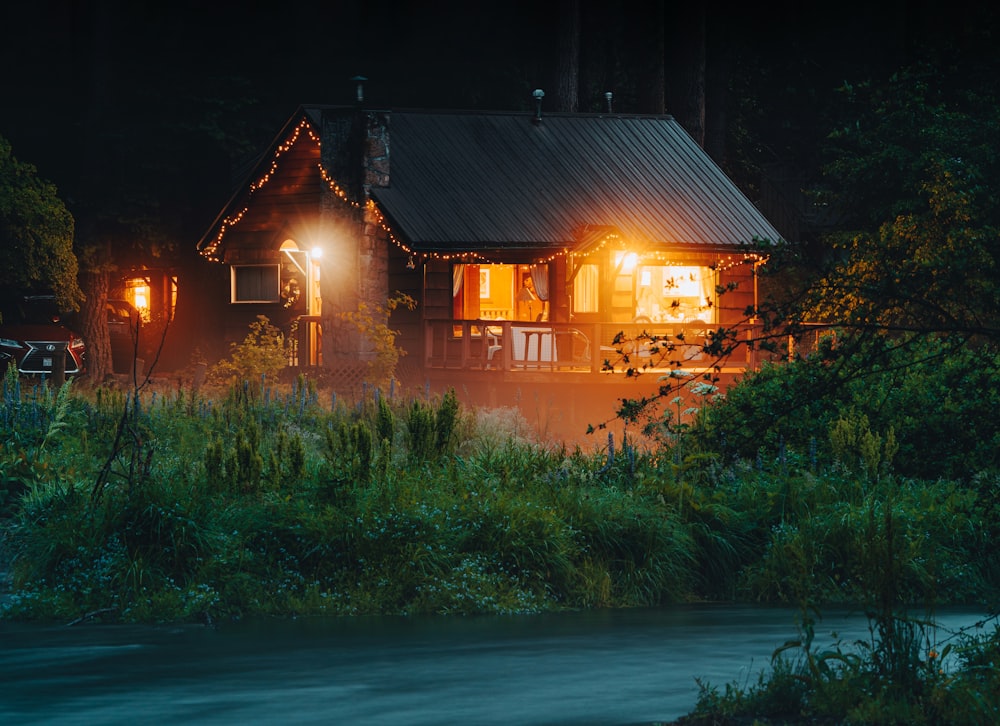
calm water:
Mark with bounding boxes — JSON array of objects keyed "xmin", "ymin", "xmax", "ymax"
[{"xmin": 0, "ymin": 605, "xmax": 989, "ymax": 725}]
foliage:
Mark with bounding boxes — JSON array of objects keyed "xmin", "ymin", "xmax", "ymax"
[
  {"xmin": 1, "ymin": 357, "xmax": 999, "ymax": 723},
  {"xmin": 0, "ymin": 135, "xmax": 82, "ymax": 311},
  {"xmin": 694, "ymin": 341, "xmax": 1000, "ymax": 481},
  {"xmin": 1, "ymin": 371, "xmax": 996, "ymax": 626},
  {"xmin": 206, "ymin": 315, "xmax": 288, "ymax": 386},
  {"xmin": 338, "ymin": 292, "xmax": 417, "ymax": 389},
  {"xmin": 757, "ymin": 63, "xmax": 1000, "ymax": 378}
]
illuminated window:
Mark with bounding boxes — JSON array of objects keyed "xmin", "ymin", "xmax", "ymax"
[
  {"xmin": 572, "ymin": 264, "xmax": 600, "ymax": 313},
  {"xmin": 231, "ymin": 265, "xmax": 280, "ymax": 303},
  {"xmin": 453, "ymin": 264, "xmax": 546, "ymax": 321},
  {"xmin": 636, "ymin": 264, "xmax": 716, "ymax": 323},
  {"xmin": 125, "ymin": 277, "xmax": 151, "ymax": 322}
]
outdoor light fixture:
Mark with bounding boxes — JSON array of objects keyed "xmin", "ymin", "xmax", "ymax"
[
  {"xmin": 616, "ymin": 251, "xmax": 638, "ymax": 273},
  {"xmin": 311, "ymin": 247, "xmax": 323, "ymax": 259}
]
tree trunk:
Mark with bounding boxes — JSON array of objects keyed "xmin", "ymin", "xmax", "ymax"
[
  {"xmin": 641, "ymin": 0, "xmax": 666, "ymax": 114},
  {"xmin": 553, "ymin": 0, "xmax": 581, "ymax": 112},
  {"xmin": 665, "ymin": 5, "xmax": 706, "ymax": 146},
  {"xmin": 78, "ymin": 256, "xmax": 112, "ymax": 382},
  {"xmin": 75, "ymin": 1, "xmax": 115, "ymax": 383},
  {"xmin": 704, "ymin": 15, "xmax": 730, "ymax": 166}
]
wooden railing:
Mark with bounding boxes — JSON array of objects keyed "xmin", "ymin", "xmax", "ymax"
[{"xmin": 423, "ymin": 319, "xmax": 763, "ymax": 374}]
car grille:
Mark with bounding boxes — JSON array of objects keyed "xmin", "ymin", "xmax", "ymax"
[{"xmin": 20, "ymin": 341, "xmax": 81, "ymax": 375}]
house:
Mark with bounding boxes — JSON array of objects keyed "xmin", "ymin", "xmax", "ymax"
[{"xmin": 196, "ymin": 94, "xmax": 784, "ymax": 440}]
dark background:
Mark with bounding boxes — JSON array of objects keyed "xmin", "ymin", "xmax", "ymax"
[{"xmin": 2, "ymin": 0, "xmax": 997, "ymax": 275}]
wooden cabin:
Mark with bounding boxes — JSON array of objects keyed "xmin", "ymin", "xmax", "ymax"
[{"xmin": 196, "ymin": 100, "xmax": 784, "ymax": 441}]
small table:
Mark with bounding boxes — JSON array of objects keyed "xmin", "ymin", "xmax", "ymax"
[{"xmin": 520, "ymin": 327, "xmax": 554, "ymax": 366}]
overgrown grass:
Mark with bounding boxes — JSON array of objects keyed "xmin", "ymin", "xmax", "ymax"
[
  {"xmin": 1, "ymin": 367, "xmax": 997, "ymax": 625},
  {"xmin": 3, "ymin": 358, "xmax": 1000, "ymax": 721}
]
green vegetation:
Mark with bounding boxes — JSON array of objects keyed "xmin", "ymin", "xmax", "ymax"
[
  {"xmin": 0, "ymin": 135, "xmax": 82, "ymax": 310},
  {"xmin": 206, "ymin": 315, "xmax": 288, "ymax": 386},
  {"xmin": 1, "ymin": 348, "xmax": 998, "ymax": 621},
  {"xmin": 2, "ymin": 333, "xmax": 999, "ymax": 721}
]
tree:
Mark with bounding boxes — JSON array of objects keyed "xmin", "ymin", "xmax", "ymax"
[
  {"xmin": 0, "ymin": 135, "xmax": 83, "ymax": 311},
  {"xmin": 552, "ymin": 0, "xmax": 581, "ymax": 112},
  {"xmin": 21, "ymin": 1, "xmax": 265, "ymax": 380},
  {"xmin": 779, "ymin": 62, "xmax": 1000, "ymax": 353}
]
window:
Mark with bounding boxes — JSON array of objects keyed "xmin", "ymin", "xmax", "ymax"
[
  {"xmin": 636, "ymin": 264, "xmax": 716, "ymax": 323},
  {"xmin": 453, "ymin": 263, "xmax": 547, "ymax": 321},
  {"xmin": 231, "ymin": 265, "xmax": 280, "ymax": 303},
  {"xmin": 124, "ymin": 277, "xmax": 151, "ymax": 323},
  {"xmin": 572, "ymin": 264, "xmax": 600, "ymax": 314}
]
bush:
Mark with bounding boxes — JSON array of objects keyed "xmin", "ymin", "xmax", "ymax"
[{"xmin": 207, "ymin": 315, "xmax": 288, "ymax": 386}]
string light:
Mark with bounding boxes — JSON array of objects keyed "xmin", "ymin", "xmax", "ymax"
[
  {"xmin": 201, "ymin": 117, "xmax": 322, "ymax": 261},
  {"xmin": 201, "ymin": 113, "xmax": 770, "ymax": 274}
]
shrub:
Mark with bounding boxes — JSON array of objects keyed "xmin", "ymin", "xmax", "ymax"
[{"xmin": 207, "ymin": 315, "xmax": 288, "ymax": 386}]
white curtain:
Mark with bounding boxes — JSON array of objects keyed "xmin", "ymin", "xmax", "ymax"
[
  {"xmin": 452, "ymin": 264, "xmax": 465, "ymax": 297},
  {"xmin": 573, "ymin": 264, "xmax": 599, "ymax": 313}
]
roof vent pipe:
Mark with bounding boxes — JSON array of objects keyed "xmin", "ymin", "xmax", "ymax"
[
  {"xmin": 351, "ymin": 75, "xmax": 367, "ymax": 103},
  {"xmin": 532, "ymin": 89, "xmax": 545, "ymax": 123},
  {"xmin": 604, "ymin": 91, "xmax": 613, "ymax": 113}
]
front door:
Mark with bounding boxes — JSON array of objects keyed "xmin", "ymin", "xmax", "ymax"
[{"xmin": 280, "ymin": 240, "xmax": 322, "ymax": 366}]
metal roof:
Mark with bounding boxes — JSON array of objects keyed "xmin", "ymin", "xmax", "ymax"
[{"xmin": 369, "ymin": 110, "xmax": 783, "ymax": 253}]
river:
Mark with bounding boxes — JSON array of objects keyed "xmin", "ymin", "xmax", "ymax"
[{"xmin": 0, "ymin": 605, "xmax": 989, "ymax": 725}]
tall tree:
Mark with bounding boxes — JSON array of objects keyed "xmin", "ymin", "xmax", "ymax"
[
  {"xmin": 0, "ymin": 136, "xmax": 82, "ymax": 311},
  {"xmin": 3, "ymin": 1, "xmax": 266, "ymax": 379},
  {"xmin": 665, "ymin": 5, "xmax": 705, "ymax": 145},
  {"xmin": 640, "ymin": 1, "xmax": 666, "ymax": 115},
  {"xmin": 553, "ymin": 0, "xmax": 581, "ymax": 112},
  {"xmin": 765, "ymin": 60, "xmax": 1000, "ymax": 360}
]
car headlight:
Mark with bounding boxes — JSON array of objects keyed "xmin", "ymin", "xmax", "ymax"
[
  {"xmin": 69, "ymin": 337, "xmax": 86, "ymax": 350},
  {"xmin": 0, "ymin": 337, "xmax": 25, "ymax": 349}
]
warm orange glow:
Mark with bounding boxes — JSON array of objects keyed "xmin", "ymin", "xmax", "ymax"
[
  {"xmin": 126, "ymin": 278, "xmax": 151, "ymax": 322},
  {"xmin": 616, "ymin": 251, "xmax": 639, "ymax": 273}
]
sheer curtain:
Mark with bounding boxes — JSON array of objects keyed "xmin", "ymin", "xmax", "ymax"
[
  {"xmin": 699, "ymin": 266, "xmax": 717, "ymax": 322},
  {"xmin": 572, "ymin": 264, "xmax": 599, "ymax": 313},
  {"xmin": 530, "ymin": 265, "xmax": 549, "ymax": 301}
]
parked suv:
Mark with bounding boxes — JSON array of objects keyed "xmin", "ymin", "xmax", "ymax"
[{"xmin": 0, "ymin": 295, "xmax": 86, "ymax": 376}]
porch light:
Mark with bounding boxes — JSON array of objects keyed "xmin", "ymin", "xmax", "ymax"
[
  {"xmin": 310, "ymin": 247, "xmax": 323, "ymax": 259},
  {"xmin": 616, "ymin": 251, "xmax": 639, "ymax": 273}
]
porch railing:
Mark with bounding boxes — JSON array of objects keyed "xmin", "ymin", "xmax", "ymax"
[{"xmin": 423, "ymin": 319, "xmax": 763, "ymax": 374}]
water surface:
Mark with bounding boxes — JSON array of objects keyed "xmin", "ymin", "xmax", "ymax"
[{"xmin": 0, "ymin": 605, "xmax": 988, "ymax": 725}]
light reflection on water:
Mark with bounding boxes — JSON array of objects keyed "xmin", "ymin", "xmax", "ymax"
[{"xmin": 0, "ymin": 605, "xmax": 990, "ymax": 725}]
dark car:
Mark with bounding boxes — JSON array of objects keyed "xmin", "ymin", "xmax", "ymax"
[{"xmin": 0, "ymin": 295, "xmax": 86, "ymax": 376}]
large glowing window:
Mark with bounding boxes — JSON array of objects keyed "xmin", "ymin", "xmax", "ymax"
[
  {"xmin": 636, "ymin": 264, "xmax": 715, "ymax": 322},
  {"xmin": 453, "ymin": 264, "xmax": 547, "ymax": 321}
]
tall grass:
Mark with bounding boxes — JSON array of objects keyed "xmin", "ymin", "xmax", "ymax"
[{"xmin": 0, "ymin": 367, "xmax": 997, "ymax": 628}]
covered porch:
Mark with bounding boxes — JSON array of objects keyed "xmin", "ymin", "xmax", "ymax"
[{"xmin": 423, "ymin": 318, "xmax": 762, "ymax": 377}]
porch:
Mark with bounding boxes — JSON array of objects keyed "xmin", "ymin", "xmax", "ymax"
[{"xmin": 423, "ymin": 319, "xmax": 762, "ymax": 378}]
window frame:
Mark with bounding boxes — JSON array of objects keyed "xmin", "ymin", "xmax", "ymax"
[{"xmin": 230, "ymin": 264, "xmax": 281, "ymax": 304}]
